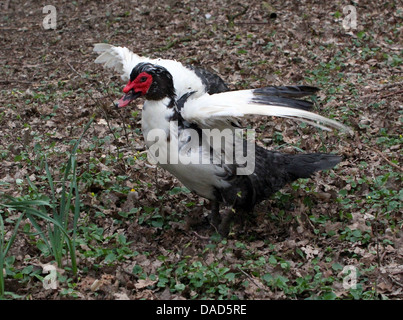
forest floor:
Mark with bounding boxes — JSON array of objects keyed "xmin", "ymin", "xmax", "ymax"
[{"xmin": 0, "ymin": 0, "xmax": 402, "ymax": 300}]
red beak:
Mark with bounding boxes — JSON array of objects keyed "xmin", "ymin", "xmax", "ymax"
[
  {"xmin": 117, "ymin": 80, "xmax": 141, "ymax": 107},
  {"xmin": 118, "ymin": 90, "xmax": 141, "ymax": 108}
]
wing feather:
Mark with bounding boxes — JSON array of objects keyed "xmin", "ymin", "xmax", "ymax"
[
  {"xmin": 93, "ymin": 43, "xmax": 149, "ymax": 81},
  {"xmin": 181, "ymin": 90, "xmax": 352, "ymax": 133},
  {"xmin": 93, "ymin": 44, "xmax": 206, "ymax": 97}
]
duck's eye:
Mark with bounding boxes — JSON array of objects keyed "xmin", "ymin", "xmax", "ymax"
[{"xmin": 140, "ymin": 76, "xmax": 148, "ymax": 82}]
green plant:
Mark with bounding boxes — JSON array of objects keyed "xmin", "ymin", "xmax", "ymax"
[
  {"xmin": 156, "ymin": 256, "xmax": 238, "ymax": 299},
  {"xmin": 1, "ymin": 117, "xmax": 94, "ymax": 281},
  {"xmin": 0, "ymin": 214, "xmax": 25, "ymax": 298}
]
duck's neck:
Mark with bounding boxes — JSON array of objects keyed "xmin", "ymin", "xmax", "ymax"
[{"xmin": 141, "ymin": 97, "xmax": 177, "ymax": 146}]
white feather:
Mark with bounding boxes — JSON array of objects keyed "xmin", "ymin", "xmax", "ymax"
[
  {"xmin": 93, "ymin": 44, "xmax": 144, "ymax": 81},
  {"xmin": 141, "ymin": 98, "xmax": 230, "ymax": 199},
  {"xmin": 93, "ymin": 44, "xmax": 206, "ymax": 98},
  {"xmin": 182, "ymin": 90, "xmax": 352, "ymax": 133}
]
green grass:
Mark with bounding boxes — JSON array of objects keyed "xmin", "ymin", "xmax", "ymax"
[
  {"xmin": 0, "ymin": 214, "xmax": 25, "ymax": 298},
  {"xmin": 0, "ymin": 117, "xmax": 94, "ymax": 297}
]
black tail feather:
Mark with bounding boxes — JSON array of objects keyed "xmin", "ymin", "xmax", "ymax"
[
  {"xmin": 221, "ymin": 145, "xmax": 341, "ymax": 209},
  {"xmin": 253, "ymin": 86, "xmax": 319, "ymax": 111},
  {"xmin": 287, "ymin": 153, "xmax": 341, "ymax": 180},
  {"xmin": 254, "ymin": 86, "xmax": 320, "ymax": 98}
]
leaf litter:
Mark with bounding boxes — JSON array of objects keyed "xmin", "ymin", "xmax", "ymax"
[{"xmin": 0, "ymin": 0, "xmax": 402, "ymax": 299}]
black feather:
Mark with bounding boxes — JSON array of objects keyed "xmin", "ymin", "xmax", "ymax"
[
  {"xmin": 186, "ymin": 65, "xmax": 230, "ymax": 94},
  {"xmin": 176, "ymin": 91, "xmax": 196, "ymax": 112},
  {"xmin": 218, "ymin": 146, "xmax": 341, "ymax": 210},
  {"xmin": 285, "ymin": 153, "xmax": 341, "ymax": 180},
  {"xmin": 254, "ymin": 86, "xmax": 319, "ymax": 98},
  {"xmin": 252, "ymin": 86, "xmax": 320, "ymax": 111},
  {"xmin": 130, "ymin": 63, "xmax": 176, "ymax": 101}
]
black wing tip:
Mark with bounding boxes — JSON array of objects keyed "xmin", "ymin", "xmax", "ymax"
[
  {"xmin": 253, "ymin": 85, "xmax": 320, "ymax": 97},
  {"xmin": 252, "ymin": 95, "xmax": 314, "ymax": 111},
  {"xmin": 296, "ymin": 85, "xmax": 320, "ymax": 94},
  {"xmin": 252, "ymin": 85, "xmax": 321, "ymax": 111}
]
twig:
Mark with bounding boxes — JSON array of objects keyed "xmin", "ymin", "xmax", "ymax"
[
  {"xmin": 70, "ymin": 58, "xmax": 137, "ymax": 155},
  {"xmin": 235, "ymin": 22, "xmax": 271, "ymax": 25},
  {"xmin": 378, "ymin": 89, "xmax": 403, "ymax": 99},
  {"xmin": 361, "ymin": 82, "xmax": 403, "ymax": 98},
  {"xmin": 388, "ymin": 274, "xmax": 403, "ymax": 288},
  {"xmin": 237, "ymin": 266, "xmax": 266, "ymax": 291},
  {"xmin": 82, "ymin": 87, "xmax": 127, "ymax": 169},
  {"xmin": 362, "ymin": 145, "xmax": 402, "ymax": 172},
  {"xmin": 0, "ymin": 80, "xmax": 32, "ymax": 84},
  {"xmin": 301, "ymin": 208, "xmax": 316, "ymax": 231},
  {"xmin": 66, "ymin": 62, "xmax": 81, "ymax": 77},
  {"xmin": 192, "ymin": 231, "xmax": 210, "ymax": 240},
  {"xmin": 66, "ymin": 61, "xmax": 134, "ymax": 172},
  {"xmin": 226, "ymin": 4, "xmax": 249, "ymax": 24},
  {"xmin": 97, "ymin": 73, "xmax": 131, "ymax": 147},
  {"xmin": 379, "ymin": 81, "xmax": 403, "ymax": 90},
  {"xmin": 391, "ymin": 270, "xmax": 403, "ymax": 275},
  {"xmin": 154, "ymin": 166, "xmax": 160, "ymax": 195}
]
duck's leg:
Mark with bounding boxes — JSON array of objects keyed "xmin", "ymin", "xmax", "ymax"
[
  {"xmin": 218, "ymin": 208, "xmax": 236, "ymax": 237},
  {"xmin": 208, "ymin": 201, "xmax": 221, "ymax": 231}
]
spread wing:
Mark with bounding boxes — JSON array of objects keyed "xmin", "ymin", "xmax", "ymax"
[
  {"xmin": 181, "ymin": 87, "xmax": 352, "ymax": 133},
  {"xmin": 93, "ymin": 43, "xmax": 150, "ymax": 81},
  {"xmin": 94, "ymin": 44, "xmax": 212, "ymax": 97}
]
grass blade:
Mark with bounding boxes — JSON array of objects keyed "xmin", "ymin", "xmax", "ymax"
[{"xmin": 0, "ymin": 213, "xmax": 25, "ymax": 298}]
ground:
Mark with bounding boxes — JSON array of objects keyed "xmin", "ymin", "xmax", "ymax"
[{"xmin": 0, "ymin": 0, "xmax": 402, "ymax": 300}]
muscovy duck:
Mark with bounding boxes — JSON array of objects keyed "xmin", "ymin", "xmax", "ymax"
[{"xmin": 94, "ymin": 45, "xmax": 350, "ymax": 235}]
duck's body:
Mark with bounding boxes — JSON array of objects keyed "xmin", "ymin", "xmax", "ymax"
[{"xmin": 94, "ymin": 44, "xmax": 349, "ymax": 235}]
